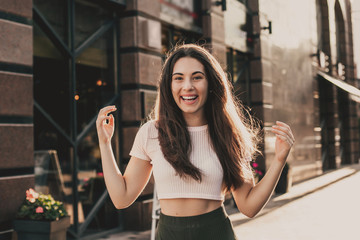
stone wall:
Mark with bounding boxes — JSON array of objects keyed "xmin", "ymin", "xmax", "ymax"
[{"xmin": 0, "ymin": 0, "xmax": 34, "ymax": 238}]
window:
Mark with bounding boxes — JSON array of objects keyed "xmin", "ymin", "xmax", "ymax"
[
  {"xmin": 161, "ymin": 25, "xmax": 202, "ymax": 56},
  {"xmin": 33, "ymin": 0, "xmax": 124, "ymax": 237},
  {"xmin": 227, "ymin": 48, "xmax": 251, "ymax": 105}
]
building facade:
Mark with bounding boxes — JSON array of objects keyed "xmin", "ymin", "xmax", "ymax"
[{"xmin": 0, "ymin": 0, "xmax": 358, "ymax": 239}]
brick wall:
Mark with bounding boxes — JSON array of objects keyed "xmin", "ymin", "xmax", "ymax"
[
  {"xmin": 0, "ymin": 0, "xmax": 34, "ymax": 238},
  {"xmin": 119, "ymin": 0, "xmax": 162, "ymax": 230}
]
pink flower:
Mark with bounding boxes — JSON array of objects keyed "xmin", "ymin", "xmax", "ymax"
[
  {"xmin": 35, "ymin": 206, "xmax": 44, "ymax": 213},
  {"xmin": 97, "ymin": 172, "xmax": 104, "ymax": 177},
  {"xmin": 252, "ymin": 162, "xmax": 259, "ymax": 168},
  {"xmin": 255, "ymin": 170, "xmax": 264, "ymax": 176},
  {"xmin": 26, "ymin": 188, "xmax": 39, "ymax": 203}
]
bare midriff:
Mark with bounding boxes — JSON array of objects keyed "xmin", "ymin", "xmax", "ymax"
[{"xmin": 159, "ymin": 198, "xmax": 223, "ymax": 216}]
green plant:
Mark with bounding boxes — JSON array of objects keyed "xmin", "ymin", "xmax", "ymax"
[{"xmin": 16, "ymin": 188, "xmax": 68, "ymax": 221}]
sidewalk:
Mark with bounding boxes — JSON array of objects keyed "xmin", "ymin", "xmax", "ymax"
[
  {"xmin": 228, "ymin": 162, "xmax": 360, "ymax": 225},
  {"xmin": 100, "ymin": 163, "xmax": 360, "ymax": 240}
]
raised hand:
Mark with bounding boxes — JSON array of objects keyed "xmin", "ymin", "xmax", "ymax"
[
  {"xmin": 271, "ymin": 121, "xmax": 295, "ymax": 164},
  {"xmin": 96, "ymin": 105, "xmax": 117, "ymax": 143}
]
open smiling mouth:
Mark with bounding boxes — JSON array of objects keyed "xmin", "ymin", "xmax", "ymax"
[{"xmin": 181, "ymin": 96, "xmax": 198, "ymax": 102}]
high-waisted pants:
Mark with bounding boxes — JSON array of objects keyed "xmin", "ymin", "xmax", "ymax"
[{"xmin": 155, "ymin": 205, "xmax": 238, "ymax": 240}]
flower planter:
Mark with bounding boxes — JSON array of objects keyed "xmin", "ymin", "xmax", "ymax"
[{"xmin": 13, "ymin": 216, "xmax": 70, "ymax": 240}]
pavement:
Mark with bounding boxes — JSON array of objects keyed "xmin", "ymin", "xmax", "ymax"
[
  {"xmin": 232, "ymin": 166, "xmax": 360, "ymax": 239},
  {"xmin": 99, "ymin": 163, "xmax": 360, "ymax": 240}
]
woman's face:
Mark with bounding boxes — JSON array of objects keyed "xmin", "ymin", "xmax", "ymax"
[{"xmin": 171, "ymin": 57, "xmax": 209, "ymax": 124}]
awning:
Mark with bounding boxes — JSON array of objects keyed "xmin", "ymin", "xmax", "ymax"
[{"xmin": 317, "ymin": 71, "xmax": 360, "ymax": 102}]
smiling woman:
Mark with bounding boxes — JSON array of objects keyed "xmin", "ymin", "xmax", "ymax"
[{"xmin": 96, "ymin": 44, "xmax": 295, "ymax": 240}]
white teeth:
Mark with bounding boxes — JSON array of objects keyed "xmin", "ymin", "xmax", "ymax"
[{"xmin": 182, "ymin": 96, "xmax": 197, "ymax": 100}]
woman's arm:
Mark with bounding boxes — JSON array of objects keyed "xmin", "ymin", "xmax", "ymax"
[
  {"xmin": 97, "ymin": 106, "xmax": 153, "ymax": 209},
  {"xmin": 232, "ymin": 121, "xmax": 295, "ymax": 218}
]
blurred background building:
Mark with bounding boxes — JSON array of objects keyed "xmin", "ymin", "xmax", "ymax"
[{"xmin": 0, "ymin": 0, "xmax": 359, "ymax": 239}]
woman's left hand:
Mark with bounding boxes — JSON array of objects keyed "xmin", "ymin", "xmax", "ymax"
[{"xmin": 271, "ymin": 121, "xmax": 295, "ymax": 164}]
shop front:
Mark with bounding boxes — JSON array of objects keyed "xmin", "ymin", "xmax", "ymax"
[{"xmin": 33, "ymin": 0, "xmax": 125, "ymax": 238}]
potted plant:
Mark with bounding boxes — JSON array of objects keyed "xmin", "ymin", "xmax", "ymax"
[{"xmin": 13, "ymin": 188, "xmax": 70, "ymax": 240}]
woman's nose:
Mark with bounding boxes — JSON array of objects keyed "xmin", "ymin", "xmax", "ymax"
[{"xmin": 182, "ymin": 79, "xmax": 193, "ymax": 90}]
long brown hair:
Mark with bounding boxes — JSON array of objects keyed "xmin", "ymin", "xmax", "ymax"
[{"xmin": 152, "ymin": 44, "xmax": 260, "ymax": 191}]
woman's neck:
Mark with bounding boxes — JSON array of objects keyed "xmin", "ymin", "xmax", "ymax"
[{"xmin": 183, "ymin": 113, "xmax": 207, "ymax": 127}]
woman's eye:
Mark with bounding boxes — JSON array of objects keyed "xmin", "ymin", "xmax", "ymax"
[
  {"xmin": 193, "ymin": 76, "xmax": 203, "ymax": 80},
  {"xmin": 173, "ymin": 77, "xmax": 183, "ymax": 81}
]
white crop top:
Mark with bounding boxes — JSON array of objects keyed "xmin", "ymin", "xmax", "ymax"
[{"xmin": 129, "ymin": 121, "xmax": 225, "ymax": 201}]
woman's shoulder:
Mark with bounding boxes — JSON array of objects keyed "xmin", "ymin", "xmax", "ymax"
[
  {"xmin": 139, "ymin": 120, "xmax": 158, "ymax": 138},
  {"xmin": 140, "ymin": 119, "xmax": 157, "ymax": 129}
]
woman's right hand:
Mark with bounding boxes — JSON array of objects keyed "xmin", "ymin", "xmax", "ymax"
[{"xmin": 96, "ymin": 105, "xmax": 117, "ymax": 143}]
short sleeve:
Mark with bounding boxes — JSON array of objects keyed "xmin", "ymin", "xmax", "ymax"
[{"xmin": 129, "ymin": 121, "xmax": 152, "ymax": 161}]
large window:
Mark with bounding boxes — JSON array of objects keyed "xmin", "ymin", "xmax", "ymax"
[
  {"xmin": 161, "ymin": 25, "xmax": 202, "ymax": 56},
  {"xmin": 33, "ymin": 0, "xmax": 125, "ymax": 238},
  {"xmin": 227, "ymin": 48, "xmax": 251, "ymax": 105}
]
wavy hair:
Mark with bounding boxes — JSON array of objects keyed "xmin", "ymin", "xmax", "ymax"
[{"xmin": 151, "ymin": 44, "xmax": 260, "ymax": 191}]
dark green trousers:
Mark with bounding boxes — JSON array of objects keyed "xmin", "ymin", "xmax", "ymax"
[{"xmin": 155, "ymin": 206, "xmax": 238, "ymax": 240}]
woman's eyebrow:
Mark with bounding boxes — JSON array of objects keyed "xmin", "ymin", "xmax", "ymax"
[
  {"xmin": 192, "ymin": 71, "xmax": 205, "ymax": 76},
  {"xmin": 172, "ymin": 71, "xmax": 205, "ymax": 76},
  {"xmin": 172, "ymin": 72, "xmax": 183, "ymax": 76}
]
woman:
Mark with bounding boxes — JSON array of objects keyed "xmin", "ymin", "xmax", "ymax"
[{"xmin": 96, "ymin": 44, "xmax": 295, "ymax": 239}]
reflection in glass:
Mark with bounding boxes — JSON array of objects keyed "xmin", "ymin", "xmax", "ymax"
[
  {"xmin": 34, "ymin": 0, "xmax": 66, "ymax": 42},
  {"xmin": 33, "ymin": 23, "xmax": 70, "ymax": 134},
  {"xmin": 75, "ymin": 29, "xmax": 115, "ymax": 134},
  {"xmin": 78, "ymin": 129, "xmax": 119, "ymax": 230},
  {"xmin": 227, "ymin": 48, "xmax": 251, "ymax": 105},
  {"xmin": 161, "ymin": 26, "xmax": 201, "ymax": 56},
  {"xmin": 75, "ymin": 0, "xmax": 112, "ymax": 48},
  {"xmin": 34, "ymin": 112, "xmax": 72, "ymax": 171}
]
